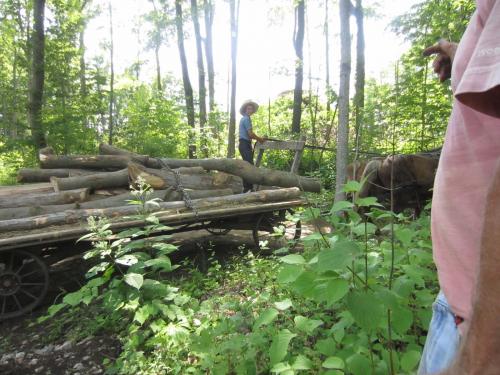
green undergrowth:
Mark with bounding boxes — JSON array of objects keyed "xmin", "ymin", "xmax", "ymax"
[{"xmin": 40, "ymin": 180, "xmax": 438, "ymax": 374}]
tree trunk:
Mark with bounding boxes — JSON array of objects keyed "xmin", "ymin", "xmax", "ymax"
[
  {"xmin": 155, "ymin": 44, "xmax": 162, "ymax": 91},
  {"xmin": 108, "ymin": 2, "xmax": 115, "ymax": 145},
  {"xmin": 191, "ymin": 0, "xmax": 208, "ymax": 156},
  {"xmin": 78, "ymin": 0, "xmax": 88, "ymax": 97},
  {"xmin": 175, "ymin": 0, "xmax": 196, "ymax": 159},
  {"xmin": 0, "ymin": 188, "xmax": 89, "ymax": 209},
  {"xmin": 324, "ymin": 0, "xmax": 331, "ymax": 116},
  {"xmin": 0, "ymin": 188, "xmax": 302, "ymax": 233},
  {"xmin": 0, "ymin": 183, "xmax": 54, "ymax": 198},
  {"xmin": 334, "ymin": 0, "xmax": 352, "ymax": 203},
  {"xmin": 227, "ymin": 0, "xmax": 239, "ymax": 158},
  {"xmin": 0, "ymin": 188, "xmax": 234, "ymax": 221},
  {"xmin": 291, "ymin": 0, "xmax": 305, "ymax": 134},
  {"xmin": 17, "ymin": 168, "xmax": 105, "ymax": 183},
  {"xmin": 27, "ymin": 0, "xmax": 47, "ymax": 152},
  {"xmin": 352, "ymin": 0, "xmax": 365, "ymax": 178},
  {"xmin": 50, "ymin": 169, "xmax": 129, "ymax": 192},
  {"xmin": 40, "ymin": 155, "xmax": 131, "ymax": 169},
  {"xmin": 128, "ymin": 162, "xmax": 243, "ymax": 192},
  {"xmin": 203, "ymin": 0, "xmax": 216, "ymax": 137}
]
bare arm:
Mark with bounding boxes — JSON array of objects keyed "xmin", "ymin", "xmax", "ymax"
[
  {"xmin": 247, "ymin": 129, "xmax": 265, "ymax": 144},
  {"xmin": 440, "ymin": 161, "xmax": 500, "ymax": 375}
]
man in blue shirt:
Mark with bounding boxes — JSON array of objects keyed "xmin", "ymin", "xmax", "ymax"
[{"xmin": 238, "ymin": 100, "xmax": 266, "ymax": 192}]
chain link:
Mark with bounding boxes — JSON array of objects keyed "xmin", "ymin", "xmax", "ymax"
[{"xmin": 156, "ymin": 158, "xmax": 198, "ymax": 217}]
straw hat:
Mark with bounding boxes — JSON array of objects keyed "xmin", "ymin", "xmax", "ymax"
[{"xmin": 239, "ymin": 100, "xmax": 259, "ymax": 116}]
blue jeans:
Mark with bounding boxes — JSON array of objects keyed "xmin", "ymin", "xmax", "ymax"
[
  {"xmin": 238, "ymin": 139, "xmax": 254, "ymax": 192},
  {"xmin": 418, "ymin": 291, "xmax": 461, "ymax": 375}
]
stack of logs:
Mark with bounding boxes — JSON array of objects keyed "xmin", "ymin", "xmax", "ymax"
[{"xmin": 0, "ymin": 144, "xmax": 321, "ymax": 234}]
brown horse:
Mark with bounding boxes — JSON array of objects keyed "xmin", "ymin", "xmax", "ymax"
[{"xmin": 355, "ymin": 150, "xmax": 441, "ymax": 215}]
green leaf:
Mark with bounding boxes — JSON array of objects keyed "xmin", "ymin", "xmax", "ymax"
[
  {"xmin": 144, "ymin": 256, "xmax": 172, "ymax": 271},
  {"xmin": 316, "ymin": 240, "xmax": 361, "ymax": 272},
  {"xmin": 395, "ymin": 228, "xmax": 415, "ymax": 246},
  {"xmin": 312, "ymin": 278, "xmax": 349, "ymax": 305},
  {"xmin": 342, "ymin": 180, "xmax": 362, "ymax": 193},
  {"xmin": 347, "ymin": 353, "xmax": 371, "ymax": 375},
  {"xmin": 274, "ymin": 299, "xmax": 293, "ymax": 310},
  {"xmin": 346, "ymin": 291, "xmax": 384, "ymax": 332},
  {"xmin": 401, "ymin": 350, "xmax": 421, "ymax": 372},
  {"xmin": 115, "ymin": 254, "xmax": 138, "ymax": 266},
  {"xmin": 253, "ymin": 308, "xmax": 279, "ymax": 330},
  {"xmin": 392, "ymin": 306, "xmax": 414, "ymax": 335},
  {"xmin": 134, "ymin": 304, "xmax": 156, "ymax": 325},
  {"xmin": 63, "ymin": 290, "xmax": 84, "ymax": 306},
  {"xmin": 280, "ymin": 254, "xmax": 306, "ymax": 265},
  {"xmin": 271, "ymin": 362, "xmax": 292, "ymax": 373},
  {"xmin": 269, "ymin": 329, "xmax": 296, "ymax": 366},
  {"xmin": 330, "ymin": 200, "xmax": 354, "ymax": 213},
  {"xmin": 322, "ymin": 356, "xmax": 345, "ymax": 369},
  {"xmin": 290, "ymin": 270, "xmax": 316, "ymax": 297},
  {"xmin": 294, "ymin": 315, "xmax": 323, "ymax": 334},
  {"xmin": 355, "ymin": 196, "xmax": 383, "ymax": 207},
  {"xmin": 401, "ymin": 350, "xmax": 420, "ymax": 372},
  {"xmin": 315, "ymin": 338, "xmax": 336, "ymax": 356},
  {"xmin": 291, "ymin": 354, "xmax": 313, "ymax": 370},
  {"xmin": 124, "ymin": 273, "xmax": 144, "ymax": 290},
  {"xmin": 277, "ymin": 264, "xmax": 303, "ymax": 284}
]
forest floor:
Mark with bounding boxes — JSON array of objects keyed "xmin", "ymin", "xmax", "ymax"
[{"xmin": 0, "ymin": 227, "xmax": 309, "ymax": 375}]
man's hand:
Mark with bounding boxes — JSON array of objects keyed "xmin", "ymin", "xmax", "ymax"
[{"xmin": 423, "ymin": 39, "xmax": 458, "ymax": 82}]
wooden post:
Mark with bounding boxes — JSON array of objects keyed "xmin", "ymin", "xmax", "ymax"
[{"xmin": 291, "ymin": 135, "xmax": 306, "ymax": 174}]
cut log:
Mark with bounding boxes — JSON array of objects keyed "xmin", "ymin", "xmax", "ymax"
[
  {"xmin": 100, "ymin": 144, "xmax": 321, "ymax": 192},
  {"xmin": 157, "ymin": 158, "xmax": 321, "ymax": 192},
  {"xmin": 0, "ymin": 188, "xmax": 234, "ymax": 221},
  {"xmin": 0, "ymin": 188, "xmax": 302, "ymax": 233},
  {"xmin": 0, "ymin": 183, "xmax": 54, "ymax": 197},
  {"xmin": 127, "ymin": 162, "xmax": 242, "ymax": 193},
  {"xmin": 17, "ymin": 168, "xmax": 105, "ymax": 183},
  {"xmin": 51, "ymin": 169, "xmax": 129, "ymax": 192},
  {"xmin": 0, "ymin": 188, "xmax": 89, "ymax": 209},
  {"xmin": 40, "ymin": 155, "xmax": 131, "ymax": 170}
]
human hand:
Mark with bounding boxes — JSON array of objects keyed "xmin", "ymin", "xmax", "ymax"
[{"xmin": 423, "ymin": 39, "xmax": 458, "ymax": 82}]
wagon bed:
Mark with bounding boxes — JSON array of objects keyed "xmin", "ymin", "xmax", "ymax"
[{"xmin": 0, "ymin": 196, "xmax": 305, "ymax": 320}]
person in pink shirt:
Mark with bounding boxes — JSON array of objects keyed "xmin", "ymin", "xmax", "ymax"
[{"xmin": 420, "ymin": 0, "xmax": 500, "ymax": 374}]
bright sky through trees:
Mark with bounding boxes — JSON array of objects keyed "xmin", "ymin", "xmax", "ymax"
[{"xmin": 85, "ymin": 0, "xmax": 420, "ymax": 111}]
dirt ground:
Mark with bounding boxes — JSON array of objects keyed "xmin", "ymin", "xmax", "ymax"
[{"xmin": 0, "ymin": 227, "xmax": 309, "ymax": 375}]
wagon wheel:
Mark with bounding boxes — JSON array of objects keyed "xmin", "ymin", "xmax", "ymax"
[
  {"xmin": 205, "ymin": 220, "xmax": 232, "ymax": 236},
  {"xmin": 252, "ymin": 209, "xmax": 302, "ymax": 251},
  {"xmin": 0, "ymin": 250, "xmax": 49, "ymax": 320}
]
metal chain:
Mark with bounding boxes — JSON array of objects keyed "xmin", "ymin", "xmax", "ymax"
[{"xmin": 156, "ymin": 158, "xmax": 198, "ymax": 217}]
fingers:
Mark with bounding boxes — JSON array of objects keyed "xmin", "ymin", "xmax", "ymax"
[
  {"xmin": 423, "ymin": 39, "xmax": 454, "ymax": 57},
  {"xmin": 423, "ymin": 43, "xmax": 443, "ymax": 57}
]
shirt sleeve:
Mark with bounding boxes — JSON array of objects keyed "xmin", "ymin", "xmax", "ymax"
[
  {"xmin": 242, "ymin": 116, "xmax": 252, "ymax": 132},
  {"xmin": 455, "ymin": 0, "xmax": 500, "ymax": 118}
]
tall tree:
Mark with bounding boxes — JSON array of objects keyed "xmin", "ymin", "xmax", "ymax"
[
  {"xmin": 291, "ymin": 0, "xmax": 305, "ymax": 134},
  {"xmin": 149, "ymin": 0, "xmax": 163, "ymax": 91},
  {"xmin": 28, "ymin": 0, "xmax": 47, "ymax": 152},
  {"xmin": 334, "ymin": 0, "xmax": 351, "ymax": 203},
  {"xmin": 190, "ymin": 0, "xmax": 207, "ymax": 156},
  {"xmin": 352, "ymin": 0, "xmax": 365, "ymax": 166},
  {"xmin": 203, "ymin": 0, "xmax": 216, "ymax": 137},
  {"xmin": 108, "ymin": 1, "xmax": 115, "ymax": 145},
  {"xmin": 79, "ymin": 0, "xmax": 88, "ymax": 97},
  {"xmin": 227, "ymin": 0, "xmax": 239, "ymax": 158},
  {"xmin": 175, "ymin": 0, "xmax": 196, "ymax": 158}
]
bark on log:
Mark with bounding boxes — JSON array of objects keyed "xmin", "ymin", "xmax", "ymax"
[
  {"xmin": 0, "ymin": 188, "xmax": 301, "ymax": 233},
  {"xmin": 0, "ymin": 183, "xmax": 54, "ymax": 197},
  {"xmin": 158, "ymin": 158, "xmax": 321, "ymax": 192},
  {"xmin": 0, "ymin": 188, "xmax": 89, "ymax": 209},
  {"xmin": 17, "ymin": 168, "xmax": 105, "ymax": 183},
  {"xmin": 51, "ymin": 169, "xmax": 129, "ymax": 192},
  {"xmin": 40, "ymin": 155, "xmax": 131, "ymax": 170},
  {"xmin": 128, "ymin": 162, "xmax": 242, "ymax": 193},
  {"xmin": 100, "ymin": 144, "xmax": 321, "ymax": 192},
  {"xmin": 0, "ymin": 188, "xmax": 233, "ymax": 221}
]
